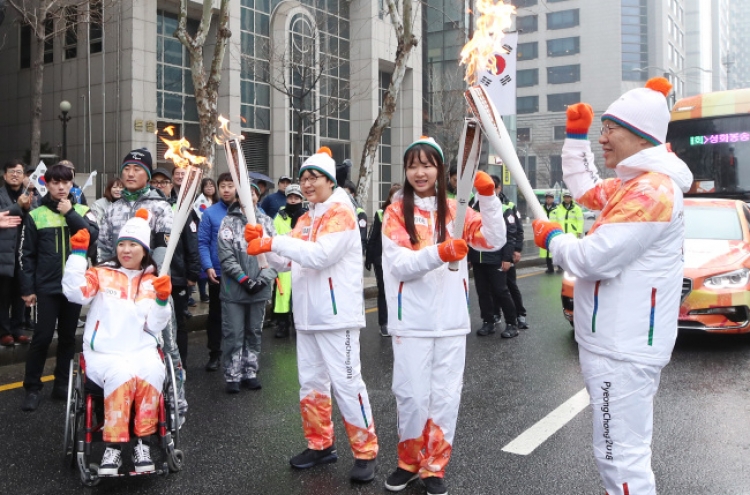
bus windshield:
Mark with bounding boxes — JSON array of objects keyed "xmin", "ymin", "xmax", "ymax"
[{"xmin": 667, "ymin": 114, "xmax": 750, "ymax": 197}]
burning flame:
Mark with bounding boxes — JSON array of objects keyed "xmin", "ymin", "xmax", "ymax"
[
  {"xmin": 164, "ymin": 125, "xmax": 175, "ymax": 136},
  {"xmin": 160, "ymin": 136, "xmax": 209, "ymax": 169},
  {"xmin": 214, "ymin": 115, "xmax": 244, "ymax": 145},
  {"xmin": 459, "ymin": 0, "xmax": 515, "ymax": 85}
]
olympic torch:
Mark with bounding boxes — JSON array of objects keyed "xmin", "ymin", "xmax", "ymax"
[{"xmin": 449, "ymin": 118, "xmax": 482, "ymax": 271}]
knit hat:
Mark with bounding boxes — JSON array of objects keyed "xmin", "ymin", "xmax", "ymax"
[
  {"xmin": 285, "ymin": 184, "xmax": 304, "ymax": 199},
  {"xmin": 117, "ymin": 209, "xmax": 151, "ymax": 252},
  {"xmin": 601, "ymin": 77, "xmax": 673, "ymax": 146},
  {"xmin": 404, "ymin": 136, "xmax": 445, "ymax": 163},
  {"xmin": 299, "ymin": 147, "xmax": 336, "ymax": 185},
  {"xmin": 121, "ymin": 148, "xmax": 153, "ymax": 179},
  {"xmin": 250, "ymin": 181, "xmax": 261, "ymax": 196}
]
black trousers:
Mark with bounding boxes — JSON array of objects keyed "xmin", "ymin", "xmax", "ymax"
[
  {"xmin": 206, "ymin": 279, "xmax": 222, "ymax": 359},
  {"xmin": 546, "ymin": 256, "xmax": 554, "ymax": 272},
  {"xmin": 0, "ymin": 275, "xmax": 25, "ymax": 338},
  {"xmin": 23, "ymin": 293, "xmax": 81, "ymax": 391},
  {"xmin": 173, "ymin": 285, "xmax": 189, "ymax": 368},
  {"xmin": 473, "ymin": 263, "xmax": 517, "ymax": 325},
  {"xmin": 506, "ymin": 264, "xmax": 526, "ymax": 317},
  {"xmin": 374, "ymin": 263, "xmax": 387, "ymax": 326}
]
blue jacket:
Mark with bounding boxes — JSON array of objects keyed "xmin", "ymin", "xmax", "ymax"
[
  {"xmin": 260, "ymin": 190, "xmax": 286, "ymax": 219},
  {"xmin": 198, "ymin": 200, "xmax": 230, "ymax": 277}
]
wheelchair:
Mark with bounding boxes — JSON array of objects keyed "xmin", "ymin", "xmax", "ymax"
[{"xmin": 62, "ymin": 350, "xmax": 184, "ymax": 486}]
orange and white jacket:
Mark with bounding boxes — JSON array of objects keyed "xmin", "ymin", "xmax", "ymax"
[
  {"xmin": 267, "ymin": 187, "xmax": 365, "ymax": 331},
  {"xmin": 551, "ymin": 139, "xmax": 693, "ymax": 366},
  {"xmin": 62, "ymin": 254, "xmax": 172, "ymax": 355},
  {"xmin": 382, "ymin": 193, "xmax": 505, "ymax": 337}
]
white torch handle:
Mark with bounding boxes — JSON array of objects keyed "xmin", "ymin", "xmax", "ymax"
[
  {"xmin": 159, "ymin": 170, "xmax": 201, "ymax": 276},
  {"xmin": 449, "ymin": 118, "xmax": 482, "ymax": 271},
  {"xmin": 466, "ymin": 86, "xmax": 547, "ymax": 220}
]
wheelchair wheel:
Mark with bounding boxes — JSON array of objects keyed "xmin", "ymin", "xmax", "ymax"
[
  {"xmin": 63, "ymin": 357, "xmax": 78, "ymax": 465},
  {"xmin": 81, "ymin": 463, "xmax": 101, "ymax": 487},
  {"xmin": 164, "ymin": 354, "xmax": 181, "ymax": 449},
  {"xmin": 167, "ymin": 449, "xmax": 185, "ymax": 473}
]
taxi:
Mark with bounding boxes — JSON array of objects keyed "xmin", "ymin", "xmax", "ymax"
[{"xmin": 561, "ymin": 198, "xmax": 750, "ymax": 333}]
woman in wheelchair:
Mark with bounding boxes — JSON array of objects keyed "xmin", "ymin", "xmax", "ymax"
[{"xmin": 62, "ymin": 210, "xmax": 172, "ymax": 475}]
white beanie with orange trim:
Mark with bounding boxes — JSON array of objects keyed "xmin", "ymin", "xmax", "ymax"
[
  {"xmin": 299, "ymin": 147, "xmax": 337, "ymax": 185},
  {"xmin": 601, "ymin": 77, "xmax": 673, "ymax": 145}
]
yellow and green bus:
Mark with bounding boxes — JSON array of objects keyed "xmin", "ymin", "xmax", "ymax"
[{"xmin": 668, "ymin": 88, "xmax": 750, "ymax": 198}]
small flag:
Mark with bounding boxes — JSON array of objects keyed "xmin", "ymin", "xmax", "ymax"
[
  {"xmin": 192, "ymin": 193, "xmax": 209, "ymax": 219},
  {"xmin": 27, "ymin": 161, "xmax": 48, "ymax": 197},
  {"xmin": 81, "ymin": 170, "xmax": 97, "ymax": 192}
]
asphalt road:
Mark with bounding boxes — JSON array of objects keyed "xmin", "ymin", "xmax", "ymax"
[{"xmin": 1, "ymin": 267, "xmax": 749, "ymax": 495}]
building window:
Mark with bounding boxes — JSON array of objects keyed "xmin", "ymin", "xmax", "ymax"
[
  {"xmin": 240, "ymin": 1, "xmax": 271, "ymax": 132},
  {"xmin": 89, "ymin": 1, "xmax": 103, "ymax": 54},
  {"xmin": 64, "ymin": 6, "xmax": 78, "ymax": 60},
  {"xmin": 517, "ymin": 15, "xmax": 538, "ymax": 33},
  {"xmin": 44, "ymin": 16, "xmax": 54, "ymax": 64},
  {"xmin": 526, "ymin": 156, "xmax": 537, "ymax": 188},
  {"xmin": 547, "ymin": 64, "xmax": 580, "ymax": 84},
  {"xmin": 547, "ymin": 37, "xmax": 579, "ymax": 57},
  {"xmin": 517, "ymin": 69, "xmax": 539, "ymax": 88},
  {"xmin": 515, "ymin": 0, "xmax": 538, "ymax": 7},
  {"xmin": 547, "ymin": 9, "xmax": 579, "ymax": 30},
  {"xmin": 548, "ymin": 92, "xmax": 580, "ymax": 112},
  {"xmin": 242, "ymin": 132, "xmax": 270, "ymax": 174},
  {"xmin": 517, "ymin": 42, "xmax": 538, "ymax": 61},
  {"xmin": 517, "ymin": 96, "xmax": 539, "ymax": 114},
  {"xmin": 553, "ymin": 125, "xmax": 567, "ymax": 140},
  {"xmin": 378, "ymin": 71, "xmax": 393, "ymax": 205},
  {"xmin": 19, "ymin": 24, "xmax": 31, "ymax": 69},
  {"xmin": 550, "ymin": 155, "xmax": 563, "ymax": 187},
  {"xmin": 621, "ymin": 0, "xmax": 648, "ymax": 81},
  {"xmin": 517, "ymin": 127, "xmax": 531, "ymax": 143}
]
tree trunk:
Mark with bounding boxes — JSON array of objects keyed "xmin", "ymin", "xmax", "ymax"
[
  {"xmin": 30, "ymin": 17, "xmax": 46, "ymax": 168},
  {"xmin": 355, "ymin": 0, "xmax": 418, "ymax": 206}
]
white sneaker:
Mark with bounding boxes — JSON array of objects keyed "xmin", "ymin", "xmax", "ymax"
[
  {"xmin": 98, "ymin": 446, "xmax": 122, "ymax": 476},
  {"xmin": 132, "ymin": 439, "xmax": 155, "ymax": 473}
]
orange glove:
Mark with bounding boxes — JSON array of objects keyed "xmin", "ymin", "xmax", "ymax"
[
  {"xmin": 247, "ymin": 237, "xmax": 273, "ymax": 256},
  {"xmin": 565, "ymin": 102, "xmax": 594, "ymax": 139},
  {"xmin": 70, "ymin": 229, "xmax": 90, "ymax": 256},
  {"xmin": 244, "ymin": 224, "xmax": 263, "ymax": 244},
  {"xmin": 532, "ymin": 219, "xmax": 564, "ymax": 250},
  {"xmin": 437, "ymin": 239, "xmax": 468, "ymax": 263},
  {"xmin": 473, "ymin": 170, "xmax": 495, "ymax": 196},
  {"xmin": 152, "ymin": 275, "xmax": 172, "ymax": 303}
]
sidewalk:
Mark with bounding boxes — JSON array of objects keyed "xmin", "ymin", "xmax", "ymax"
[{"xmin": 0, "ymin": 222, "xmax": 543, "ymax": 368}]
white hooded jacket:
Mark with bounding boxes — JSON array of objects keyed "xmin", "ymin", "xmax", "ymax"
[
  {"xmin": 268, "ymin": 187, "xmax": 365, "ymax": 331},
  {"xmin": 551, "ymin": 139, "xmax": 694, "ymax": 366}
]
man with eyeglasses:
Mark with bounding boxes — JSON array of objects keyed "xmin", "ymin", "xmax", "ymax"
[
  {"xmin": 532, "ymin": 78, "xmax": 693, "ymax": 495},
  {"xmin": 0, "ymin": 160, "xmax": 32, "ymax": 346}
]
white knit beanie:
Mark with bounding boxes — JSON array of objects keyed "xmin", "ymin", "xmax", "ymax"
[
  {"xmin": 404, "ymin": 136, "xmax": 445, "ymax": 162},
  {"xmin": 299, "ymin": 147, "xmax": 337, "ymax": 185},
  {"xmin": 117, "ymin": 209, "xmax": 152, "ymax": 252},
  {"xmin": 601, "ymin": 77, "xmax": 673, "ymax": 145}
]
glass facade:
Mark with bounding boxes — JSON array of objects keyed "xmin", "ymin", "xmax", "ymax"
[
  {"xmin": 547, "ymin": 37, "xmax": 579, "ymax": 57},
  {"xmin": 548, "ymin": 92, "xmax": 580, "ymax": 112},
  {"xmin": 621, "ymin": 0, "xmax": 649, "ymax": 81},
  {"xmin": 517, "ymin": 96, "xmax": 539, "ymax": 114},
  {"xmin": 547, "ymin": 64, "xmax": 580, "ymax": 84},
  {"xmin": 547, "ymin": 9, "xmax": 579, "ymax": 30},
  {"xmin": 517, "ymin": 68, "xmax": 539, "ymax": 87},
  {"xmin": 240, "ymin": 0, "xmax": 271, "ymax": 131},
  {"xmin": 517, "ymin": 15, "xmax": 538, "ymax": 33},
  {"xmin": 518, "ymin": 41, "xmax": 539, "ymax": 61}
]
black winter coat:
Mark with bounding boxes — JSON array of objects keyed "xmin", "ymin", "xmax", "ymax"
[
  {"xmin": 467, "ymin": 194, "xmax": 517, "ymax": 265},
  {"xmin": 0, "ymin": 185, "xmax": 26, "ymax": 277},
  {"xmin": 167, "ymin": 197, "xmax": 201, "ymax": 287}
]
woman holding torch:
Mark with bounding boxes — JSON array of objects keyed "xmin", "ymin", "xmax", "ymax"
[
  {"xmin": 244, "ymin": 147, "xmax": 378, "ymax": 483},
  {"xmin": 380, "ymin": 137, "xmax": 505, "ymax": 495}
]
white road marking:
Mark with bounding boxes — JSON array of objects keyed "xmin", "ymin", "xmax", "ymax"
[{"xmin": 501, "ymin": 387, "xmax": 591, "ymax": 455}]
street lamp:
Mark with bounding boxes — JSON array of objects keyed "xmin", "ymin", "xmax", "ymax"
[{"xmin": 58, "ymin": 100, "xmax": 72, "ymax": 160}]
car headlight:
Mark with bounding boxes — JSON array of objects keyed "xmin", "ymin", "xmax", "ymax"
[
  {"xmin": 704, "ymin": 268, "xmax": 750, "ymax": 288},
  {"xmin": 563, "ymin": 271, "xmax": 577, "ymax": 282}
]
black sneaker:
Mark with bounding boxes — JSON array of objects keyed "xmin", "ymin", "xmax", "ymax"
[
  {"xmin": 422, "ymin": 476, "xmax": 448, "ymax": 495},
  {"xmin": 517, "ymin": 315, "xmax": 529, "ymax": 329},
  {"xmin": 385, "ymin": 467, "xmax": 418, "ymax": 491},
  {"xmin": 493, "ymin": 314, "xmax": 501, "ymax": 324},
  {"xmin": 289, "ymin": 446, "xmax": 338, "ymax": 469},
  {"xmin": 241, "ymin": 377, "xmax": 262, "ymax": 390},
  {"xmin": 98, "ymin": 446, "xmax": 122, "ymax": 476},
  {"xmin": 226, "ymin": 382, "xmax": 240, "ymax": 394},
  {"xmin": 274, "ymin": 322, "xmax": 289, "ymax": 338},
  {"xmin": 476, "ymin": 321, "xmax": 495, "ymax": 336},
  {"xmin": 132, "ymin": 439, "xmax": 154, "ymax": 473},
  {"xmin": 51, "ymin": 381, "xmax": 68, "ymax": 400},
  {"xmin": 205, "ymin": 356, "xmax": 220, "ymax": 372},
  {"xmin": 350, "ymin": 458, "xmax": 376, "ymax": 482},
  {"xmin": 501, "ymin": 324, "xmax": 519, "ymax": 338},
  {"xmin": 21, "ymin": 391, "xmax": 41, "ymax": 412}
]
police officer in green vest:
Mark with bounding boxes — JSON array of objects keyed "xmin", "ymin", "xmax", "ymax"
[
  {"xmin": 540, "ymin": 191, "xmax": 557, "ymax": 274},
  {"xmin": 550, "ymin": 191, "xmax": 584, "ymax": 273},
  {"xmin": 271, "ymin": 184, "xmax": 307, "ymax": 338}
]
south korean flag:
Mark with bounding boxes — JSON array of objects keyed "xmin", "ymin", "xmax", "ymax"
[
  {"xmin": 27, "ymin": 161, "xmax": 48, "ymax": 197},
  {"xmin": 193, "ymin": 193, "xmax": 210, "ymax": 219},
  {"xmin": 477, "ymin": 32, "xmax": 518, "ymax": 116}
]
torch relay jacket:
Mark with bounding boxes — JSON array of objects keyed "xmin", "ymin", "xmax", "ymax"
[
  {"xmin": 266, "ymin": 187, "xmax": 365, "ymax": 332},
  {"xmin": 62, "ymin": 254, "xmax": 171, "ymax": 355},
  {"xmin": 550, "ymin": 139, "xmax": 693, "ymax": 367},
  {"xmin": 381, "ymin": 192, "xmax": 506, "ymax": 338}
]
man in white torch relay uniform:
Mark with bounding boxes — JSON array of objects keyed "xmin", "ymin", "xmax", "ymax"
[{"xmin": 532, "ymin": 78, "xmax": 693, "ymax": 495}]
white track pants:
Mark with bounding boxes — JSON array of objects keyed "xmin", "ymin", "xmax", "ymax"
[
  {"xmin": 391, "ymin": 335, "xmax": 465, "ymax": 478},
  {"xmin": 579, "ymin": 346, "xmax": 663, "ymax": 495},
  {"xmin": 296, "ymin": 329, "xmax": 378, "ymax": 459}
]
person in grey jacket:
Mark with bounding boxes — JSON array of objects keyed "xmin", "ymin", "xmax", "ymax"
[{"xmin": 217, "ymin": 182, "xmax": 277, "ymax": 393}]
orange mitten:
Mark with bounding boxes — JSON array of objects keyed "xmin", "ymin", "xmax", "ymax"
[
  {"xmin": 532, "ymin": 219, "xmax": 564, "ymax": 250},
  {"xmin": 244, "ymin": 223, "xmax": 263, "ymax": 243},
  {"xmin": 565, "ymin": 102, "xmax": 594, "ymax": 139},
  {"xmin": 70, "ymin": 229, "xmax": 90, "ymax": 256},
  {"xmin": 473, "ymin": 170, "xmax": 496, "ymax": 196},
  {"xmin": 437, "ymin": 239, "xmax": 468, "ymax": 263},
  {"xmin": 247, "ymin": 237, "xmax": 273, "ymax": 256},
  {"xmin": 152, "ymin": 275, "xmax": 172, "ymax": 302}
]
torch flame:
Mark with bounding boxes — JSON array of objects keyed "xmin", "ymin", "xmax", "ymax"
[
  {"xmin": 160, "ymin": 136, "xmax": 209, "ymax": 169},
  {"xmin": 164, "ymin": 125, "xmax": 175, "ymax": 136},
  {"xmin": 214, "ymin": 115, "xmax": 244, "ymax": 145},
  {"xmin": 459, "ymin": 0, "xmax": 515, "ymax": 85}
]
